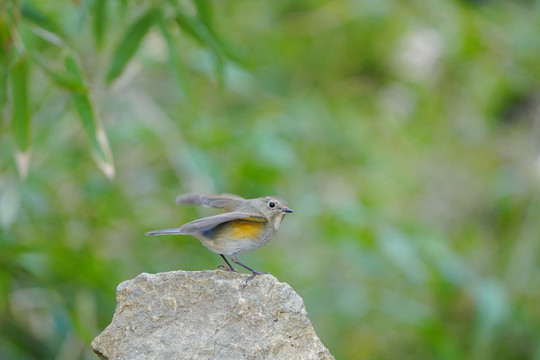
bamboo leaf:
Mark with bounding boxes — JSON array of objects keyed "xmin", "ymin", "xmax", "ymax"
[
  {"xmin": 174, "ymin": 10, "xmax": 243, "ymax": 66},
  {"xmin": 174, "ymin": 12, "xmax": 225, "ymax": 84},
  {"xmin": 174, "ymin": 12, "xmax": 213, "ymax": 49},
  {"xmin": 10, "ymin": 55, "xmax": 32, "ymax": 178},
  {"xmin": 193, "ymin": 0, "xmax": 213, "ymax": 29},
  {"xmin": 11, "ymin": 55, "xmax": 31, "ymax": 151},
  {"xmin": 65, "ymin": 55, "xmax": 115, "ymax": 179},
  {"xmin": 21, "ymin": 3, "xmax": 66, "ymax": 44},
  {"xmin": 118, "ymin": 0, "xmax": 127, "ymax": 11},
  {"xmin": 1, "ymin": 4, "xmax": 14, "ymax": 135},
  {"xmin": 105, "ymin": 8, "xmax": 159, "ymax": 84},
  {"xmin": 0, "ymin": 4, "xmax": 13, "ymax": 55},
  {"xmin": 0, "ymin": 63, "xmax": 8, "ymax": 123},
  {"xmin": 31, "ymin": 53, "xmax": 86, "ymax": 92},
  {"xmin": 91, "ymin": 0, "xmax": 107, "ymax": 49},
  {"xmin": 0, "ymin": 56, "xmax": 9, "ymax": 126},
  {"xmin": 157, "ymin": 14, "xmax": 189, "ymax": 100}
]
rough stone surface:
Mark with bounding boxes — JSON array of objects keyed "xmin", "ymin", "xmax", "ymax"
[{"xmin": 92, "ymin": 270, "xmax": 334, "ymax": 360}]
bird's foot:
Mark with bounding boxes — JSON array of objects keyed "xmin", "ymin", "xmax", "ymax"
[
  {"xmin": 217, "ymin": 264, "xmax": 237, "ymax": 272},
  {"xmin": 244, "ymin": 271, "xmax": 269, "ymax": 286}
]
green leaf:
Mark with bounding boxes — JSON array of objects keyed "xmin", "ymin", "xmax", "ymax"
[
  {"xmin": 117, "ymin": 0, "xmax": 128, "ymax": 11},
  {"xmin": 174, "ymin": 12, "xmax": 225, "ymax": 84},
  {"xmin": 65, "ymin": 55, "xmax": 115, "ymax": 179},
  {"xmin": 105, "ymin": 8, "xmax": 159, "ymax": 84},
  {"xmin": 10, "ymin": 55, "xmax": 32, "ymax": 179},
  {"xmin": 21, "ymin": 3, "xmax": 66, "ymax": 44},
  {"xmin": 0, "ymin": 58, "xmax": 9, "ymax": 125},
  {"xmin": 193, "ymin": 0, "xmax": 213, "ymax": 29},
  {"xmin": 157, "ymin": 14, "xmax": 189, "ymax": 100},
  {"xmin": 1, "ymin": 3, "xmax": 14, "ymax": 114},
  {"xmin": 174, "ymin": 12, "xmax": 213, "ymax": 49},
  {"xmin": 11, "ymin": 55, "xmax": 31, "ymax": 152},
  {"xmin": 0, "ymin": 4, "xmax": 13, "ymax": 54},
  {"xmin": 0, "ymin": 63, "xmax": 8, "ymax": 122},
  {"xmin": 91, "ymin": 0, "xmax": 107, "ymax": 49},
  {"xmin": 174, "ymin": 9, "xmax": 243, "ymax": 66},
  {"xmin": 30, "ymin": 53, "xmax": 86, "ymax": 92}
]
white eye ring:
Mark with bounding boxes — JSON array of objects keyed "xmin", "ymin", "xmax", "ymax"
[{"xmin": 268, "ymin": 201, "xmax": 276, "ymax": 208}]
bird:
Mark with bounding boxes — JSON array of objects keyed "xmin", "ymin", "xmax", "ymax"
[{"xmin": 145, "ymin": 193, "xmax": 293, "ymax": 283}]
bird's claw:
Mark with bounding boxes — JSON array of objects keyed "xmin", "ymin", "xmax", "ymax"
[
  {"xmin": 217, "ymin": 264, "xmax": 237, "ymax": 272},
  {"xmin": 244, "ymin": 271, "xmax": 269, "ymax": 286}
]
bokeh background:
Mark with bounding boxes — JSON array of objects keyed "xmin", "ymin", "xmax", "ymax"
[{"xmin": 2, "ymin": 0, "xmax": 540, "ymax": 359}]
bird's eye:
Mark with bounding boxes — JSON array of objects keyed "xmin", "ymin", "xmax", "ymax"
[{"xmin": 268, "ymin": 201, "xmax": 276, "ymax": 208}]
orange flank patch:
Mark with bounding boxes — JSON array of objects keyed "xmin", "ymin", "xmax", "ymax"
[{"xmin": 229, "ymin": 221, "xmax": 264, "ymax": 240}]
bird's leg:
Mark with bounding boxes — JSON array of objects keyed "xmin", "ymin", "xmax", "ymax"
[
  {"xmin": 218, "ymin": 254, "xmax": 237, "ymax": 272},
  {"xmin": 231, "ymin": 253, "xmax": 269, "ymax": 285}
]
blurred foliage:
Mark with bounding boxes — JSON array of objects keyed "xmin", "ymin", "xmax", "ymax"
[{"xmin": 1, "ymin": 0, "xmax": 540, "ymax": 359}]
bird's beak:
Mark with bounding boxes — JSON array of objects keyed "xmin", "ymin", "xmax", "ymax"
[{"xmin": 283, "ymin": 208, "xmax": 294, "ymax": 213}]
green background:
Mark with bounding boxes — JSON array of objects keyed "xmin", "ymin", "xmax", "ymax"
[{"xmin": 1, "ymin": 0, "xmax": 540, "ymax": 359}]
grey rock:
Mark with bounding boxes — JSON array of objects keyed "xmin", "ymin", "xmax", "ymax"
[{"xmin": 92, "ymin": 270, "xmax": 334, "ymax": 360}]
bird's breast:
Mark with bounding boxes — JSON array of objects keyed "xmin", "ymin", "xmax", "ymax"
[
  {"xmin": 196, "ymin": 220, "xmax": 274, "ymax": 255},
  {"xmin": 228, "ymin": 221, "xmax": 266, "ymax": 240},
  {"xmin": 198, "ymin": 220, "xmax": 266, "ymax": 241}
]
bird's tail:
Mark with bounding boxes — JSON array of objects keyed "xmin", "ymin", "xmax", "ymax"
[{"xmin": 145, "ymin": 228, "xmax": 183, "ymax": 236}]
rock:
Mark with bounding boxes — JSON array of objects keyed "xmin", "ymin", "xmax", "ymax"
[{"xmin": 91, "ymin": 270, "xmax": 334, "ymax": 360}]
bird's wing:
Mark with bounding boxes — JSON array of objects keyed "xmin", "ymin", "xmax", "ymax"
[
  {"xmin": 178, "ymin": 212, "xmax": 266, "ymax": 234},
  {"xmin": 175, "ymin": 193, "xmax": 245, "ymax": 209}
]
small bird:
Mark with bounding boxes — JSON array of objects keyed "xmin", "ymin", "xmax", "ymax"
[{"xmin": 146, "ymin": 193, "xmax": 293, "ymax": 283}]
